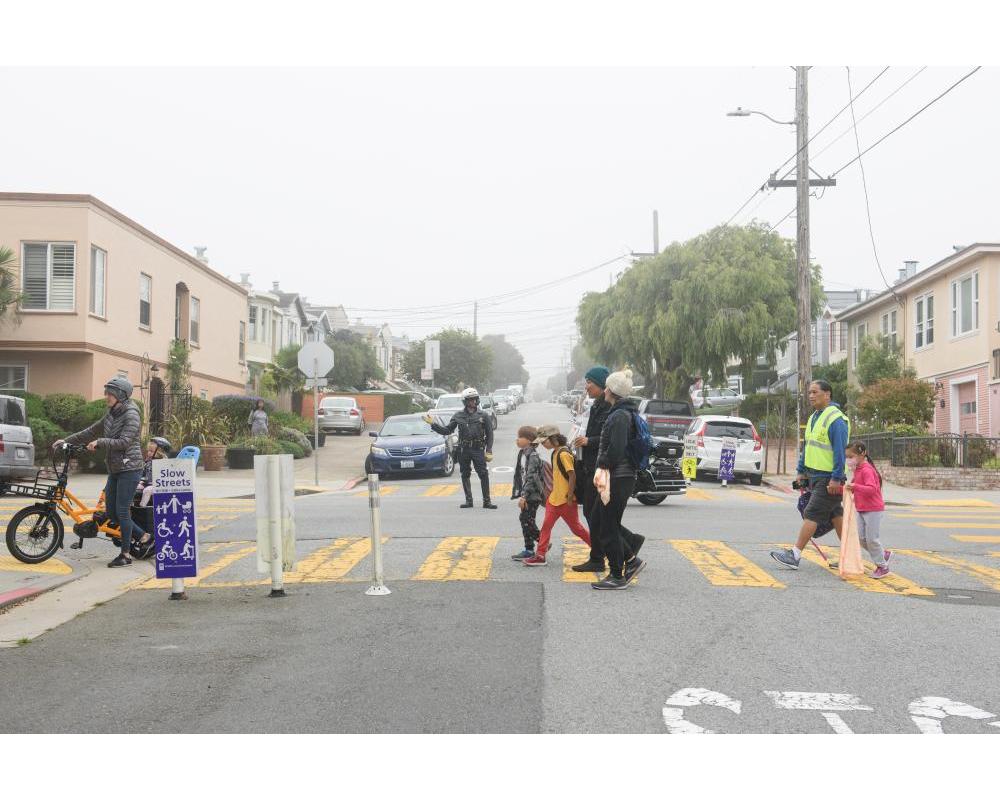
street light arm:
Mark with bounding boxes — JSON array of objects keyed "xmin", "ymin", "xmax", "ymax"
[{"xmin": 727, "ymin": 107, "xmax": 795, "ymax": 126}]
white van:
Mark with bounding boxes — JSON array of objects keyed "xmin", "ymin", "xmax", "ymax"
[{"xmin": 0, "ymin": 395, "xmax": 36, "ymax": 481}]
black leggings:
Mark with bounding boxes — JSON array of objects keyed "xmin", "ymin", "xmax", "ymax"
[
  {"xmin": 597, "ymin": 475, "xmax": 636, "ymax": 578},
  {"xmin": 583, "ymin": 469, "xmax": 638, "ymax": 563}
]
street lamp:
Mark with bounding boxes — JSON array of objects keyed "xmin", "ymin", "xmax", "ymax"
[{"xmin": 726, "ymin": 107, "xmax": 794, "ymax": 126}]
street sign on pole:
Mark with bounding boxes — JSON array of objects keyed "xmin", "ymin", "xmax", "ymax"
[
  {"xmin": 304, "ymin": 378, "xmax": 328, "ymax": 389},
  {"xmin": 297, "ymin": 341, "xmax": 334, "ymax": 487},
  {"xmin": 420, "ymin": 368, "xmax": 433, "ymax": 382},
  {"xmin": 719, "ymin": 436, "xmax": 737, "ymax": 486},
  {"xmin": 425, "ymin": 339, "xmax": 440, "ymax": 370},
  {"xmin": 152, "ymin": 458, "xmax": 199, "ymax": 599},
  {"xmin": 682, "ymin": 435, "xmax": 698, "ymax": 481}
]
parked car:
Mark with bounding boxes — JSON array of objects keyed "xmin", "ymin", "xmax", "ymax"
[
  {"xmin": 638, "ymin": 398, "xmax": 695, "ymax": 442},
  {"xmin": 430, "ymin": 393, "xmax": 464, "ymax": 423},
  {"xmin": 686, "ymin": 415, "xmax": 763, "ymax": 485},
  {"xmin": 493, "ymin": 388, "xmax": 515, "ymax": 412},
  {"xmin": 479, "ymin": 394, "xmax": 499, "ymax": 430},
  {"xmin": 317, "ymin": 396, "xmax": 365, "ymax": 435},
  {"xmin": 365, "ymin": 413, "xmax": 455, "ymax": 477},
  {"xmin": 0, "ymin": 395, "xmax": 36, "ymax": 482},
  {"xmin": 691, "ymin": 387, "xmax": 745, "ymax": 411}
]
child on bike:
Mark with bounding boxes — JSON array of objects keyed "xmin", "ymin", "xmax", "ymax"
[
  {"xmin": 845, "ymin": 440, "xmax": 891, "ymax": 578},
  {"xmin": 523, "ymin": 425, "xmax": 591, "ymax": 566},
  {"xmin": 511, "ymin": 425, "xmax": 545, "ymax": 560}
]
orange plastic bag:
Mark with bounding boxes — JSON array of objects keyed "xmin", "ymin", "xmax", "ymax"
[{"xmin": 839, "ymin": 489, "xmax": 865, "ymax": 579}]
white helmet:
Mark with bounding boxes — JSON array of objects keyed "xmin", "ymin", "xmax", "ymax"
[{"xmin": 461, "ymin": 387, "xmax": 480, "ymax": 402}]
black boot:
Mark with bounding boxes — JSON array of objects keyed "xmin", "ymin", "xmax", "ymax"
[
  {"xmin": 481, "ymin": 474, "xmax": 497, "ymax": 509},
  {"xmin": 460, "ymin": 476, "xmax": 474, "ymax": 508}
]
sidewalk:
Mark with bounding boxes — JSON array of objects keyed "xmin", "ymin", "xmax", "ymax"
[{"xmin": 763, "ymin": 474, "xmax": 1000, "ymax": 506}]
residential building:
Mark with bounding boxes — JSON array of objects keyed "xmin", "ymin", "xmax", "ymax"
[
  {"xmin": 837, "ymin": 247, "xmax": 1000, "ymax": 436},
  {"xmin": 391, "ymin": 335, "xmax": 411, "ymax": 380},
  {"xmin": 307, "ymin": 304, "xmax": 350, "ymax": 332},
  {"xmin": 0, "ymin": 193, "xmax": 248, "ymax": 404},
  {"xmin": 350, "ymin": 321, "xmax": 394, "ymax": 378}
]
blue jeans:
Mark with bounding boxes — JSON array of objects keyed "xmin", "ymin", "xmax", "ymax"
[{"xmin": 105, "ymin": 469, "xmax": 145, "ymax": 553}]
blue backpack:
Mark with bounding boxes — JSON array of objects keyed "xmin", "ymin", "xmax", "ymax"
[{"xmin": 613, "ymin": 407, "xmax": 654, "ymax": 470}]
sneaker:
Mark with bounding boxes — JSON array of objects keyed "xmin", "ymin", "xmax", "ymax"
[
  {"xmin": 571, "ymin": 558, "xmax": 605, "ymax": 572},
  {"xmin": 872, "ymin": 564, "xmax": 890, "ymax": 579},
  {"xmin": 108, "ymin": 554, "xmax": 132, "ymax": 568},
  {"xmin": 591, "ymin": 574, "xmax": 629, "ymax": 590},
  {"xmin": 511, "ymin": 549, "xmax": 535, "ymax": 561},
  {"xmin": 770, "ymin": 549, "xmax": 800, "ymax": 569},
  {"xmin": 523, "ymin": 554, "xmax": 547, "ymax": 566},
  {"xmin": 624, "ymin": 557, "xmax": 646, "ymax": 583}
]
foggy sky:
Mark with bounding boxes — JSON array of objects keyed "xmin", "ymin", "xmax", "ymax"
[{"xmin": 3, "ymin": 66, "xmax": 997, "ymax": 382}]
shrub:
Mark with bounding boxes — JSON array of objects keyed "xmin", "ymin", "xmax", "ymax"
[
  {"xmin": 380, "ymin": 392, "xmax": 417, "ymax": 418},
  {"xmin": 8, "ymin": 391, "xmax": 45, "ymax": 421},
  {"xmin": 900, "ymin": 441, "xmax": 933, "ymax": 467},
  {"xmin": 965, "ymin": 435, "xmax": 995, "ymax": 469},
  {"xmin": 276, "ymin": 426, "xmax": 312, "ymax": 456},
  {"xmin": 41, "ymin": 393, "xmax": 87, "ymax": 429},
  {"xmin": 212, "ymin": 394, "xmax": 276, "ymax": 435},
  {"xmin": 230, "ymin": 435, "xmax": 283, "ymax": 455},
  {"xmin": 29, "ymin": 418, "xmax": 66, "ymax": 459},
  {"xmin": 937, "ymin": 440, "xmax": 958, "ymax": 468},
  {"xmin": 855, "ymin": 377, "xmax": 935, "ymax": 428},
  {"xmin": 271, "ymin": 409, "xmax": 311, "ymax": 435},
  {"xmin": 277, "ymin": 440, "xmax": 306, "ymax": 459}
]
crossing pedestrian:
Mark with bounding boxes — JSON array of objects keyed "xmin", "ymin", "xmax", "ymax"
[
  {"xmin": 570, "ymin": 365, "xmax": 644, "ymax": 573},
  {"xmin": 424, "ymin": 387, "xmax": 497, "ymax": 509},
  {"xmin": 845, "ymin": 440, "xmax": 891, "ymax": 578},
  {"xmin": 591, "ymin": 369, "xmax": 646, "ymax": 589},
  {"xmin": 511, "ymin": 425, "xmax": 545, "ymax": 560},
  {"xmin": 770, "ymin": 379, "xmax": 850, "ymax": 570},
  {"xmin": 523, "ymin": 425, "xmax": 591, "ymax": 566}
]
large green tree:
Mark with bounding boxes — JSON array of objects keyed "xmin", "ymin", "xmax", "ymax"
[
  {"xmin": 0, "ymin": 246, "xmax": 20, "ymax": 325},
  {"xmin": 326, "ymin": 329, "xmax": 385, "ymax": 390},
  {"xmin": 856, "ymin": 335, "xmax": 912, "ymax": 387},
  {"xmin": 481, "ymin": 334, "xmax": 528, "ymax": 391},
  {"xmin": 402, "ymin": 329, "xmax": 492, "ymax": 391}
]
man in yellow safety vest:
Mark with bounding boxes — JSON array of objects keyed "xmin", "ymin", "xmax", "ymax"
[{"xmin": 770, "ymin": 379, "xmax": 850, "ymax": 569}]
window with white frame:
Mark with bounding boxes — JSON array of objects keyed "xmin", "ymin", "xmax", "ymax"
[
  {"xmin": 89, "ymin": 246, "xmax": 106, "ymax": 316},
  {"xmin": 239, "ymin": 321, "xmax": 246, "ymax": 363},
  {"xmin": 915, "ymin": 293, "xmax": 934, "ymax": 349},
  {"xmin": 0, "ymin": 365, "xmax": 28, "ymax": 391},
  {"xmin": 139, "ymin": 273, "xmax": 152, "ymax": 328},
  {"xmin": 880, "ymin": 309, "xmax": 897, "ymax": 350},
  {"xmin": 852, "ymin": 322, "xmax": 867, "ymax": 368},
  {"xmin": 951, "ymin": 271, "xmax": 979, "ymax": 336},
  {"xmin": 21, "ymin": 242, "xmax": 75, "ymax": 310},
  {"xmin": 260, "ymin": 307, "xmax": 269, "ymax": 342},
  {"xmin": 190, "ymin": 297, "xmax": 200, "ymax": 344},
  {"xmin": 248, "ymin": 305, "xmax": 258, "ymax": 341}
]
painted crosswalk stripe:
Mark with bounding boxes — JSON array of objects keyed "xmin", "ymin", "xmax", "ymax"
[
  {"xmin": 893, "ymin": 512, "xmax": 1000, "ymax": 519},
  {"xmin": 352, "ymin": 486, "xmax": 400, "ymax": 497},
  {"xmin": 916, "ymin": 498, "xmax": 997, "ymax": 508},
  {"xmin": 734, "ymin": 489, "xmax": 783, "ymax": 504},
  {"xmin": 414, "ymin": 536, "xmax": 498, "ymax": 581},
  {"xmin": 895, "ymin": 549, "xmax": 1000, "ymax": 591},
  {"xmin": 683, "ymin": 488, "xmax": 716, "ymax": 502},
  {"xmin": 491, "ymin": 483, "xmax": 513, "ymax": 497},
  {"xmin": 951, "ymin": 535, "xmax": 1000, "ymax": 543},
  {"xmin": 796, "ymin": 548, "xmax": 934, "ymax": 596},
  {"xmin": 422, "ymin": 485, "xmax": 459, "ymax": 497},
  {"xmin": 918, "ymin": 522, "xmax": 1000, "ymax": 529},
  {"xmin": 0, "ymin": 554, "xmax": 73, "ymax": 575},
  {"xmin": 562, "ymin": 536, "xmax": 600, "ymax": 582},
  {"xmin": 140, "ymin": 542, "xmax": 257, "ymax": 589},
  {"xmin": 670, "ymin": 540, "xmax": 784, "ymax": 588},
  {"xmin": 286, "ymin": 537, "xmax": 378, "ymax": 583}
]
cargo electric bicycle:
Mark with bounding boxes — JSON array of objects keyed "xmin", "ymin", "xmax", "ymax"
[{"xmin": 1, "ymin": 443, "xmax": 158, "ymax": 565}]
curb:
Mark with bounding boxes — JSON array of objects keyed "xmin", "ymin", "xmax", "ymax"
[
  {"xmin": 0, "ymin": 566, "xmax": 86, "ymax": 614},
  {"xmin": 762, "ymin": 478, "xmax": 794, "ymax": 494}
]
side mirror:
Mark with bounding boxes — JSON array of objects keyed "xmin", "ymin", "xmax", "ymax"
[{"xmin": 368, "ymin": 430, "xmax": 378, "ymax": 437}]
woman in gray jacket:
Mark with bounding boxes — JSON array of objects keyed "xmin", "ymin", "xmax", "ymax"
[{"xmin": 56, "ymin": 376, "xmax": 151, "ymax": 567}]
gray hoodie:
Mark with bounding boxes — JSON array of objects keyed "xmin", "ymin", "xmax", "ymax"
[{"xmin": 65, "ymin": 400, "xmax": 144, "ymax": 474}]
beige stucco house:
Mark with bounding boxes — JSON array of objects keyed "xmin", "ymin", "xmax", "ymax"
[
  {"xmin": 837, "ymin": 245, "xmax": 1000, "ymax": 437},
  {"xmin": 0, "ymin": 193, "xmax": 248, "ymax": 405}
]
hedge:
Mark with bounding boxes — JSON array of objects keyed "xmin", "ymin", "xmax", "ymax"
[
  {"xmin": 277, "ymin": 440, "xmax": 306, "ymax": 459},
  {"xmin": 230, "ymin": 435, "xmax": 284, "ymax": 455},
  {"xmin": 277, "ymin": 426, "xmax": 313, "ymax": 456}
]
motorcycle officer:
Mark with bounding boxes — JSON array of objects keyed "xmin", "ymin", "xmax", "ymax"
[{"xmin": 424, "ymin": 387, "xmax": 497, "ymax": 509}]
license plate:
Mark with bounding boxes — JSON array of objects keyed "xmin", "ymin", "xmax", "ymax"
[{"xmin": 401, "ymin": 460, "xmax": 415, "ymax": 469}]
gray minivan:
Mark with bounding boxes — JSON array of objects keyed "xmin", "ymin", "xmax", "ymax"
[{"xmin": 0, "ymin": 395, "xmax": 36, "ymax": 480}]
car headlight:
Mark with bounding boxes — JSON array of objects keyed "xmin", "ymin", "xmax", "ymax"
[
  {"xmin": 371, "ymin": 447, "xmax": 388, "ymax": 457},
  {"xmin": 428, "ymin": 443, "xmax": 446, "ymax": 455}
]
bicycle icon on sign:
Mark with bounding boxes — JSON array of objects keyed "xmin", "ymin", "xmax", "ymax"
[{"xmin": 157, "ymin": 542, "xmax": 178, "ymax": 562}]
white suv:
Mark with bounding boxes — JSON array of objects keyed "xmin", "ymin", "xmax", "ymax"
[
  {"xmin": 0, "ymin": 395, "xmax": 36, "ymax": 481},
  {"xmin": 686, "ymin": 415, "xmax": 763, "ymax": 485}
]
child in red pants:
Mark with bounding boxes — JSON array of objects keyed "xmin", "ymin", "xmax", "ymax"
[{"xmin": 524, "ymin": 425, "xmax": 590, "ymax": 566}]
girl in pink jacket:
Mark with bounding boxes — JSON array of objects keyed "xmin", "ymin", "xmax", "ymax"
[{"xmin": 845, "ymin": 441, "xmax": 891, "ymax": 578}]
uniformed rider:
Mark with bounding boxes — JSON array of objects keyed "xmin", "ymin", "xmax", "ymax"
[{"xmin": 424, "ymin": 387, "xmax": 497, "ymax": 509}]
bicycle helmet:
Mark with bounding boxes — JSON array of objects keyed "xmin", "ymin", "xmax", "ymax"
[
  {"xmin": 103, "ymin": 375, "xmax": 134, "ymax": 402},
  {"xmin": 150, "ymin": 436, "xmax": 172, "ymax": 454}
]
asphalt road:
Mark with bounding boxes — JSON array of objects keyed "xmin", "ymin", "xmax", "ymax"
[{"xmin": 2, "ymin": 402, "xmax": 999, "ymax": 733}]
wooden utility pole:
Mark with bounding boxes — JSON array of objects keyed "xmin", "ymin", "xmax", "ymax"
[{"xmin": 795, "ymin": 66, "xmax": 812, "ymax": 429}]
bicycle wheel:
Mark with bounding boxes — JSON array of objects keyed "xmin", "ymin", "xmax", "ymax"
[{"xmin": 5, "ymin": 506, "xmax": 64, "ymax": 564}]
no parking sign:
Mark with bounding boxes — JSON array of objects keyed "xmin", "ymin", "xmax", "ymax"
[{"xmin": 152, "ymin": 459, "xmax": 199, "ymax": 579}]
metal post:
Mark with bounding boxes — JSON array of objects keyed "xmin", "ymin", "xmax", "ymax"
[
  {"xmin": 268, "ymin": 455, "xmax": 286, "ymax": 597},
  {"xmin": 313, "ymin": 357, "xmax": 319, "ymax": 487},
  {"xmin": 795, "ymin": 65, "xmax": 813, "ymax": 433},
  {"xmin": 170, "ymin": 577, "xmax": 186, "ymax": 600},
  {"xmin": 365, "ymin": 473, "xmax": 391, "ymax": 596}
]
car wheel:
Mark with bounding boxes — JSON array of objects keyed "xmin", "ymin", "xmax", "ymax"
[
  {"xmin": 749, "ymin": 473, "xmax": 763, "ymax": 486},
  {"xmin": 637, "ymin": 493, "xmax": 668, "ymax": 506},
  {"xmin": 439, "ymin": 452, "xmax": 455, "ymax": 477},
  {"xmin": 364, "ymin": 456, "xmax": 373, "ymax": 475}
]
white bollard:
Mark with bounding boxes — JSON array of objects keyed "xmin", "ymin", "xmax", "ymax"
[
  {"xmin": 268, "ymin": 455, "xmax": 286, "ymax": 597},
  {"xmin": 365, "ymin": 473, "xmax": 391, "ymax": 596},
  {"xmin": 170, "ymin": 577, "xmax": 186, "ymax": 601}
]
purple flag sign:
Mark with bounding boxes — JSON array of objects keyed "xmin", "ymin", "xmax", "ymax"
[
  {"xmin": 719, "ymin": 436, "xmax": 737, "ymax": 483},
  {"xmin": 152, "ymin": 459, "xmax": 198, "ymax": 579}
]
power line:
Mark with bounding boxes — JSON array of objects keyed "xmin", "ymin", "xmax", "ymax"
[{"xmin": 830, "ymin": 66, "xmax": 982, "ymax": 178}]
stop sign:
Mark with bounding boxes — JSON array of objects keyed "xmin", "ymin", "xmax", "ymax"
[{"xmin": 297, "ymin": 341, "xmax": 334, "ymax": 378}]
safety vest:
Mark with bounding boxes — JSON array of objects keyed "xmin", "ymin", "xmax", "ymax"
[{"xmin": 803, "ymin": 404, "xmax": 850, "ymax": 473}]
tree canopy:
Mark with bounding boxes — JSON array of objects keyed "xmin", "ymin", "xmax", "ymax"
[
  {"xmin": 577, "ymin": 223, "xmax": 823, "ymax": 398},
  {"xmin": 856, "ymin": 335, "xmax": 912, "ymax": 388},
  {"xmin": 402, "ymin": 329, "xmax": 492, "ymax": 391},
  {"xmin": 481, "ymin": 334, "xmax": 528, "ymax": 391},
  {"xmin": 326, "ymin": 329, "xmax": 385, "ymax": 390}
]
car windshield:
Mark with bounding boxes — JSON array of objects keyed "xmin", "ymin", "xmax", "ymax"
[
  {"xmin": 645, "ymin": 400, "xmax": 690, "ymax": 416},
  {"xmin": 704, "ymin": 421, "xmax": 755, "ymax": 439},
  {"xmin": 436, "ymin": 396, "xmax": 463, "ymax": 409},
  {"xmin": 321, "ymin": 398, "xmax": 354, "ymax": 409},
  {"xmin": 380, "ymin": 418, "xmax": 434, "ymax": 436}
]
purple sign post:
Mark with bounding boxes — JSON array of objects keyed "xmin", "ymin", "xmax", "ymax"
[{"xmin": 153, "ymin": 458, "xmax": 198, "ymax": 599}]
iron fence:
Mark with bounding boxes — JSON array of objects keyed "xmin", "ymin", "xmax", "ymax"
[{"xmin": 890, "ymin": 434, "xmax": 1000, "ymax": 470}]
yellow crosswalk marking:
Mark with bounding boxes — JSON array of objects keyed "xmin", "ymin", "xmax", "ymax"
[
  {"xmin": 422, "ymin": 485, "xmax": 459, "ymax": 497},
  {"xmin": 562, "ymin": 536, "xmax": 600, "ymax": 582},
  {"xmin": 286, "ymin": 537, "xmax": 378, "ymax": 583},
  {"xmin": 670, "ymin": 540, "xmax": 784, "ymax": 588},
  {"xmin": 0, "ymin": 554, "xmax": 73, "ymax": 575},
  {"xmin": 919, "ymin": 522, "xmax": 1000, "ymax": 529},
  {"xmin": 352, "ymin": 486, "xmax": 399, "ymax": 497},
  {"xmin": 796, "ymin": 548, "xmax": 934, "ymax": 596},
  {"xmin": 140, "ymin": 542, "xmax": 257, "ymax": 589},
  {"xmin": 414, "ymin": 536, "xmax": 498, "ymax": 581},
  {"xmin": 683, "ymin": 488, "xmax": 716, "ymax": 501},
  {"xmin": 734, "ymin": 489, "xmax": 783, "ymax": 504},
  {"xmin": 895, "ymin": 549, "xmax": 1000, "ymax": 591},
  {"xmin": 951, "ymin": 535, "xmax": 1000, "ymax": 543},
  {"xmin": 916, "ymin": 498, "xmax": 997, "ymax": 508},
  {"xmin": 491, "ymin": 483, "xmax": 513, "ymax": 497}
]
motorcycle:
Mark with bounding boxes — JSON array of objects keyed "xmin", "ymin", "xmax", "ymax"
[{"xmin": 632, "ymin": 438, "xmax": 687, "ymax": 506}]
